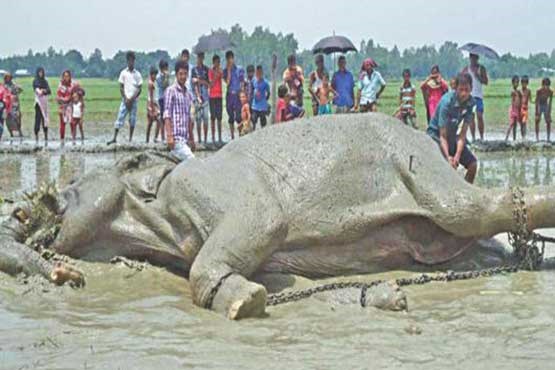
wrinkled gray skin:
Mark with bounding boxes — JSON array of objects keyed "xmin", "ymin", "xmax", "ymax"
[{"xmin": 2, "ymin": 113, "xmax": 555, "ymax": 319}]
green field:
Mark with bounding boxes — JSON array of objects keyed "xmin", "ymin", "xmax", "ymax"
[{"xmin": 9, "ymin": 77, "xmax": 543, "ymax": 135}]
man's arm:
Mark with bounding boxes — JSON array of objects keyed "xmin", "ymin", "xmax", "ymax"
[
  {"xmin": 549, "ymin": 91, "xmax": 553, "ymax": 113},
  {"xmin": 439, "ymin": 127, "xmax": 453, "ymax": 166},
  {"xmin": 164, "ymin": 89, "xmax": 174, "ymax": 149},
  {"xmin": 119, "ymin": 83, "xmax": 126, "ymax": 100},
  {"xmin": 376, "ymin": 85, "xmax": 386, "ymax": 100},
  {"xmin": 453, "ymin": 123, "xmax": 469, "ymax": 168},
  {"xmin": 479, "ymin": 66, "xmax": 489, "ymax": 85},
  {"xmin": 131, "ymin": 86, "xmax": 141, "ymax": 101}
]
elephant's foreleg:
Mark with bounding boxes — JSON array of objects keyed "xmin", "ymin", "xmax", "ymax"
[
  {"xmin": 189, "ymin": 198, "xmax": 287, "ymax": 320},
  {"xmin": 0, "ymin": 238, "xmax": 84, "ymax": 287}
]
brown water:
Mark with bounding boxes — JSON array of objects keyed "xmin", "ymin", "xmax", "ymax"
[{"xmin": 1, "ymin": 151, "xmax": 555, "ymax": 370}]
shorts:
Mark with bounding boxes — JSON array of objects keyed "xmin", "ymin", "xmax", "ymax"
[
  {"xmin": 431, "ymin": 135, "xmax": 477, "ymax": 169},
  {"xmin": 251, "ymin": 110, "xmax": 268, "ymax": 129},
  {"xmin": 335, "ymin": 106, "xmax": 351, "ymax": 114},
  {"xmin": 397, "ymin": 110, "xmax": 417, "ymax": 128},
  {"xmin": 537, "ymin": 104, "xmax": 552, "ymax": 123},
  {"xmin": 318, "ymin": 103, "xmax": 332, "ymax": 115},
  {"xmin": 474, "ymin": 97, "xmax": 484, "ymax": 114},
  {"xmin": 521, "ymin": 107, "xmax": 529, "ymax": 124},
  {"xmin": 170, "ymin": 141, "xmax": 195, "ymax": 162},
  {"xmin": 194, "ymin": 100, "xmax": 209, "ymax": 125},
  {"xmin": 209, "ymin": 97, "xmax": 223, "ymax": 121},
  {"xmin": 360, "ymin": 102, "xmax": 377, "ymax": 113},
  {"xmin": 226, "ymin": 93, "xmax": 241, "ymax": 124},
  {"xmin": 114, "ymin": 99, "xmax": 138, "ymax": 129},
  {"xmin": 509, "ymin": 107, "xmax": 521, "ymax": 122}
]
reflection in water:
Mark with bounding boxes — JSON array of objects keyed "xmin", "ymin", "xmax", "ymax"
[{"xmin": 0, "ymin": 153, "xmax": 113, "ymax": 196}]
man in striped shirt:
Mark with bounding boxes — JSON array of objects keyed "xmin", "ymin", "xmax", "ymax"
[{"xmin": 163, "ymin": 61, "xmax": 195, "ymax": 161}]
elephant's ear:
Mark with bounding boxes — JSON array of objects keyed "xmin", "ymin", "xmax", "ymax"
[{"xmin": 116, "ymin": 152, "xmax": 179, "ymax": 202}]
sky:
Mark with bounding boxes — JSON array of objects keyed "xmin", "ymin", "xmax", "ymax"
[{"xmin": 2, "ymin": 0, "xmax": 554, "ymax": 58}]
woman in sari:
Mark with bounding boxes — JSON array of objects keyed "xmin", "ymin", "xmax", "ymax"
[
  {"xmin": 56, "ymin": 70, "xmax": 77, "ymax": 144},
  {"xmin": 33, "ymin": 67, "xmax": 51, "ymax": 144},
  {"xmin": 3, "ymin": 73, "xmax": 23, "ymax": 138},
  {"xmin": 420, "ymin": 65, "xmax": 449, "ymax": 123}
]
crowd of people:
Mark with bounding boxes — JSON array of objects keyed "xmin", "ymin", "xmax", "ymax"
[{"xmin": 0, "ymin": 49, "xmax": 554, "ymax": 182}]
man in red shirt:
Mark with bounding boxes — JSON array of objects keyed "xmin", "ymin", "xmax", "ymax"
[{"xmin": 208, "ymin": 54, "xmax": 223, "ymax": 147}]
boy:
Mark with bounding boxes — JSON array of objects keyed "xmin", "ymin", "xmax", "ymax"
[
  {"xmin": 536, "ymin": 78, "xmax": 553, "ymax": 142},
  {"xmin": 222, "ymin": 50, "xmax": 245, "ymax": 140},
  {"xmin": 316, "ymin": 75, "xmax": 337, "ymax": 115},
  {"xmin": 505, "ymin": 76, "xmax": 522, "ymax": 142},
  {"xmin": 519, "ymin": 75, "xmax": 531, "ymax": 140},
  {"xmin": 191, "ymin": 52, "xmax": 210, "ymax": 145},
  {"xmin": 208, "ymin": 54, "xmax": 223, "ymax": 146},
  {"xmin": 146, "ymin": 67, "xmax": 161, "ymax": 143},
  {"xmin": 245, "ymin": 65, "xmax": 255, "ymax": 108},
  {"xmin": 155, "ymin": 59, "xmax": 170, "ymax": 141},
  {"xmin": 396, "ymin": 69, "xmax": 417, "ymax": 128},
  {"xmin": 251, "ymin": 65, "xmax": 270, "ymax": 130},
  {"xmin": 108, "ymin": 51, "xmax": 142, "ymax": 145},
  {"xmin": 238, "ymin": 91, "xmax": 252, "ymax": 136},
  {"xmin": 275, "ymin": 84, "xmax": 288, "ymax": 123},
  {"xmin": 285, "ymin": 93, "xmax": 305, "ymax": 121}
]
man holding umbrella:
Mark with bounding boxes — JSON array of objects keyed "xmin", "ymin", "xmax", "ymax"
[{"xmin": 462, "ymin": 53, "xmax": 489, "ymax": 141}]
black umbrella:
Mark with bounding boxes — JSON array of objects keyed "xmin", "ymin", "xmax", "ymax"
[
  {"xmin": 312, "ymin": 35, "xmax": 357, "ymax": 55},
  {"xmin": 459, "ymin": 43, "xmax": 500, "ymax": 60},
  {"xmin": 193, "ymin": 33, "xmax": 235, "ymax": 54}
]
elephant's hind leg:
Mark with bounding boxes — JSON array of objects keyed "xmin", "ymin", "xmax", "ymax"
[{"xmin": 189, "ymin": 197, "xmax": 287, "ymax": 320}]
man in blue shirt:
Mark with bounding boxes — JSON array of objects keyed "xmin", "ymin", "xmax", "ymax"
[
  {"xmin": 191, "ymin": 52, "xmax": 210, "ymax": 144},
  {"xmin": 331, "ymin": 56, "xmax": 354, "ymax": 114},
  {"xmin": 427, "ymin": 73, "xmax": 478, "ymax": 183},
  {"xmin": 223, "ymin": 50, "xmax": 245, "ymax": 140},
  {"xmin": 251, "ymin": 65, "xmax": 270, "ymax": 130}
]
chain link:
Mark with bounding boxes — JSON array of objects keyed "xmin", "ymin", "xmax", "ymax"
[{"xmin": 267, "ymin": 187, "xmax": 550, "ymax": 307}]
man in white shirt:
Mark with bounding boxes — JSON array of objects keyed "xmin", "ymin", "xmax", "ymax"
[
  {"xmin": 107, "ymin": 51, "xmax": 143, "ymax": 145},
  {"xmin": 462, "ymin": 53, "xmax": 489, "ymax": 141}
]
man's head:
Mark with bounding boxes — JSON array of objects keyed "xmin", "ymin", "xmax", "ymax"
[
  {"xmin": 197, "ymin": 52, "xmax": 205, "ymax": 65},
  {"xmin": 430, "ymin": 65, "xmax": 440, "ymax": 77},
  {"xmin": 181, "ymin": 49, "xmax": 190, "ymax": 63},
  {"xmin": 287, "ymin": 54, "xmax": 296, "ymax": 68},
  {"xmin": 338, "ymin": 56, "xmax": 346, "ymax": 71},
  {"xmin": 470, "ymin": 53, "xmax": 479, "ymax": 66},
  {"xmin": 521, "ymin": 75, "xmax": 529, "ymax": 88},
  {"xmin": 159, "ymin": 59, "xmax": 169, "ymax": 73},
  {"xmin": 402, "ymin": 69, "xmax": 411, "ymax": 83},
  {"xmin": 362, "ymin": 58, "xmax": 377, "ymax": 73},
  {"xmin": 315, "ymin": 54, "xmax": 324, "ymax": 69},
  {"xmin": 454, "ymin": 73, "xmax": 473, "ymax": 102},
  {"xmin": 213, "ymin": 54, "xmax": 221, "ymax": 68},
  {"xmin": 247, "ymin": 65, "xmax": 255, "ymax": 79},
  {"xmin": 255, "ymin": 65, "xmax": 263, "ymax": 80},
  {"xmin": 225, "ymin": 50, "xmax": 234, "ymax": 65},
  {"xmin": 175, "ymin": 61, "xmax": 189, "ymax": 87},
  {"xmin": 512, "ymin": 75, "xmax": 520, "ymax": 89},
  {"xmin": 126, "ymin": 51, "xmax": 136, "ymax": 70},
  {"xmin": 3, "ymin": 72, "xmax": 12, "ymax": 84},
  {"xmin": 240, "ymin": 91, "xmax": 248, "ymax": 105},
  {"xmin": 542, "ymin": 77, "xmax": 552, "ymax": 88}
]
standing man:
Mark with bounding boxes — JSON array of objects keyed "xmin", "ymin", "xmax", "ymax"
[
  {"xmin": 191, "ymin": 52, "xmax": 210, "ymax": 145},
  {"xmin": 426, "ymin": 73, "xmax": 478, "ymax": 184},
  {"xmin": 108, "ymin": 51, "xmax": 142, "ymax": 145},
  {"xmin": 163, "ymin": 61, "xmax": 195, "ymax": 162},
  {"xmin": 354, "ymin": 58, "xmax": 386, "ymax": 113},
  {"xmin": 251, "ymin": 65, "xmax": 271, "ymax": 130},
  {"xmin": 180, "ymin": 49, "xmax": 194, "ymax": 92},
  {"xmin": 222, "ymin": 50, "xmax": 245, "ymax": 140},
  {"xmin": 462, "ymin": 53, "xmax": 488, "ymax": 141},
  {"xmin": 308, "ymin": 55, "xmax": 328, "ymax": 116},
  {"xmin": 282, "ymin": 54, "xmax": 304, "ymax": 107},
  {"xmin": 331, "ymin": 56, "xmax": 354, "ymax": 114}
]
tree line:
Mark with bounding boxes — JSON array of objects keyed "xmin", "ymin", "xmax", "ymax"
[{"xmin": 1, "ymin": 24, "xmax": 555, "ymax": 80}]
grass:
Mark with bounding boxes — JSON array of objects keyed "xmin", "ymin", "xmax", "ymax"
[{"xmin": 9, "ymin": 76, "xmax": 545, "ymax": 134}]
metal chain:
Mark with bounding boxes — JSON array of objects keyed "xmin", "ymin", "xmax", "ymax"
[
  {"xmin": 204, "ymin": 272, "xmax": 234, "ymax": 309},
  {"xmin": 267, "ymin": 187, "xmax": 549, "ymax": 307}
]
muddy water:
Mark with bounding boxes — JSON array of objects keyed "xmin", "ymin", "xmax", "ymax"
[{"xmin": 2, "ymin": 151, "xmax": 555, "ymax": 370}]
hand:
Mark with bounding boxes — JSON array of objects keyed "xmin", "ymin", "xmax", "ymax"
[
  {"xmin": 167, "ymin": 135, "xmax": 175, "ymax": 150},
  {"xmin": 448, "ymin": 156, "xmax": 458, "ymax": 169}
]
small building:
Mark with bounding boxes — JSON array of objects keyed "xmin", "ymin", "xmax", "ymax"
[
  {"xmin": 15, "ymin": 69, "xmax": 30, "ymax": 77},
  {"xmin": 0, "ymin": 69, "xmax": 7, "ymax": 77}
]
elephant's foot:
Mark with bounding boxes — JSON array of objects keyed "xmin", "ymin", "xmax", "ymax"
[
  {"xmin": 212, "ymin": 274, "xmax": 267, "ymax": 320},
  {"xmin": 364, "ymin": 282, "xmax": 407, "ymax": 311},
  {"xmin": 50, "ymin": 262, "xmax": 85, "ymax": 287}
]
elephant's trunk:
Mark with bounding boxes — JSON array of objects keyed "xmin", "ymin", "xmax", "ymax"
[{"xmin": 482, "ymin": 187, "xmax": 555, "ymax": 237}]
